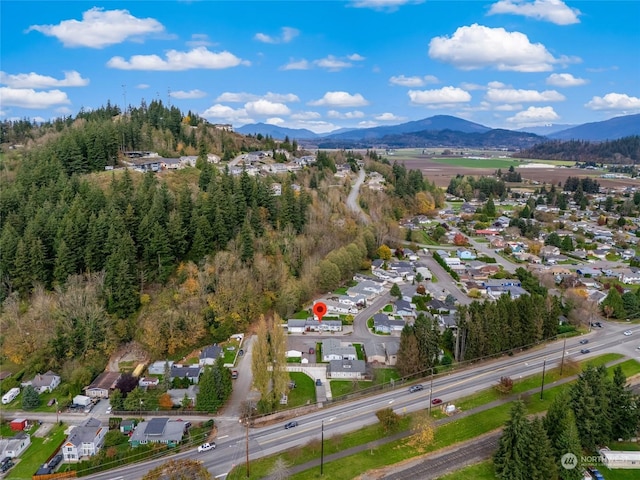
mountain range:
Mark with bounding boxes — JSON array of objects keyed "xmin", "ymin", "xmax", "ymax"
[{"xmin": 235, "ymin": 114, "xmax": 640, "ymax": 149}]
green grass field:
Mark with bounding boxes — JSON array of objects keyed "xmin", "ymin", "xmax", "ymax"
[
  {"xmin": 428, "ymin": 157, "xmax": 522, "ymax": 169},
  {"xmin": 6, "ymin": 423, "xmax": 67, "ymax": 480}
]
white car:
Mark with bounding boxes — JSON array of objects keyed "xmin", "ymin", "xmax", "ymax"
[
  {"xmin": 105, "ymin": 406, "xmax": 112, "ymax": 414},
  {"xmin": 198, "ymin": 442, "xmax": 216, "ymax": 452},
  {"xmin": 624, "ymin": 330, "xmax": 632, "ymax": 336}
]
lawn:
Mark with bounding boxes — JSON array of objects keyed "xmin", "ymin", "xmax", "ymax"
[
  {"xmin": 284, "ymin": 372, "xmax": 316, "ymax": 408},
  {"xmin": 436, "ymin": 460, "xmax": 495, "ymax": 479},
  {"xmin": 7, "ymin": 423, "xmax": 67, "ymax": 480},
  {"xmin": 429, "ymin": 157, "xmax": 521, "ymax": 169}
]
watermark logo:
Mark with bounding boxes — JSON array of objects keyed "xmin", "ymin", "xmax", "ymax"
[{"xmin": 561, "ymin": 453, "xmax": 578, "ymax": 470}]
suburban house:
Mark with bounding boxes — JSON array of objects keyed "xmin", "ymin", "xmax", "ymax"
[
  {"xmin": 148, "ymin": 361, "xmax": 174, "ymax": 375},
  {"xmin": 338, "ymin": 294, "xmax": 367, "ymax": 307},
  {"xmin": 0, "ymin": 432, "xmax": 31, "ymax": 459},
  {"xmin": 321, "ymin": 299, "xmax": 358, "ymax": 315},
  {"xmin": 62, "ymin": 417, "xmax": 106, "ymax": 462},
  {"xmin": 372, "ymin": 313, "xmax": 405, "ymax": 334},
  {"xmin": 169, "ymin": 365, "xmax": 202, "ymax": 384},
  {"xmin": 363, "ymin": 342, "xmax": 386, "ymax": 364},
  {"xmin": 486, "ymin": 285, "xmax": 529, "ymax": 300},
  {"xmin": 618, "ymin": 268, "xmax": 640, "ymax": 285},
  {"xmin": 287, "ymin": 318, "xmax": 343, "ymax": 333},
  {"xmin": 21, "ymin": 371, "xmax": 61, "ymax": 394},
  {"xmin": 321, "ymin": 338, "xmax": 357, "ymax": 362},
  {"xmin": 199, "ymin": 345, "xmax": 223, "ymax": 366},
  {"xmin": 347, "ymin": 280, "xmax": 385, "ymax": 300},
  {"xmin": 482, "ymin": 279, "xmax": 522, "ymax": 288},
  {"xmin": 540, "ymin": 245, "xmax": 560, "ymax": 258},
  {"xmin": 129, "ymin": 418, "xmax": 186, "ymax": 448},
  {"xmin": 456, "ymin": 248, "xmax": 476, "ymax": 260},
  {"xmin": 394, "ymin": 299, "xmax": 416, "ymax": 319},
  {"xmin": 166, "ymin": 385, "xmax": 198, "ymax": 408},
  {"xmin": 85, "ymin": 372, "xmax": 121, "ymax": 398},
  {"xmin": 598, "ymin": 447, "xmax": 640, "ymax": 469},
  {"xmin": 327, "ymin": 359, "xmax": 367, "ymax": 380},
  {"xmin": 415, "ymin": 266, "xmax": 432, "ymax": 280}
]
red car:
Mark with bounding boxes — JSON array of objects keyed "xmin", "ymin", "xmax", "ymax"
[{"xmin": 431, "ymin": 398, "xmax": 443, "ymax": 405}]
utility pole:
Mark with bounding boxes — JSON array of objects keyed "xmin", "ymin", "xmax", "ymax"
[
  {"xmin": 540, "ymin": 358, "xmax": 547, "ymax": 400},
  {"xmin": 245, "ymin": 419, "xmax": 249, "ymax": 478},
  {"xmin": 560, "ymin": 336, "xmax": 567, "ymax": 376},
  {"xmin": 121, "ymin": 84, "xmax": 127, "ymax": 115},
  {"xmin": 428, "ymin": 367, "xmax": 434, "ymax": 415},
  {"xmin": 320, "ymin": 419, "xmax": 324, "ymax": 475}
]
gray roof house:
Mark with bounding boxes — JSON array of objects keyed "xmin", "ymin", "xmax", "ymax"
[
  {"xmin": 199, "ymin": 345, "xmax": 223, "ymax": 366},
  {"xmin": 169, "ymin": 365, "xmax": 203, "ymax": 384},
  {"xmin": 327, "ymin": 359, "xmax": 367, "ymax": 379},
  {"xmin": 321, "ymin": 338, "xmax": 357, "ymax": 362},
  {"xmin": 21, "ymin": 371, "xmax": 60, "ymax": 394},
  {"xmin": 0, "ymin": 431, "xmax": 31, "ymax": 459},
  {"xmin": 373, "ymin": 313, "xmax": 405, "ymax": 334},
  {"xmin": 148, "ymin": 360, "xmax": 174, "ymax": 375},
  {"xmin": 287, "ymin": 318, "xmax": 342, "ymax": 333},
  {"xmin": 62, "ymin": 417, "xmax": 106, "ymax": 462},
  {"xmin": 129, "ymin": 418, "xmax": 186, "ymax": 448}
]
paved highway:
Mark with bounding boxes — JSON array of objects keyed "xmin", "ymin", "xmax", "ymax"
[{"xmin": 85, "ymin": 320, "xmax": 639, "ymax": 479}]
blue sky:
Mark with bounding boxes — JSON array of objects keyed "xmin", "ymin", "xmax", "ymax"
[{"xmin": 1, "ymin": 0, "xmax": 639, "ymax": 133}]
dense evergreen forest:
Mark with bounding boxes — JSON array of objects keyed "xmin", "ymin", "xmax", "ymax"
[
  {"xmin": 0, "ymin": 102, "xmax": 443, "ymax": 391},
  {"xmin": 517, "ymin": 135, "xmax": 640, "ymax": 163}
]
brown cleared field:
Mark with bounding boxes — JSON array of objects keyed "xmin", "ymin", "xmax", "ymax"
[{"xmin": 396, "ymin": 156, "xmax": 639, "ymax": 189}]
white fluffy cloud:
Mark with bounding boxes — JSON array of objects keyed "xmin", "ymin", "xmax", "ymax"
[
  {"xmin": 485, "ymin": 88, "xmax": 565, "ymax": 103},
  {"xmin": 429, "ymin": 24, "xmax": 568, "ymax": 72},
  {"xmin": 327, "ymin": 110, "xmax": 365, "ymax": 119},
  {"xmin": 0, "ymin": 70, "xmax": 89, "ymax": 89},
  {"xmin": 375, "ymin": 112, "xmax": 406, "ymax": 121},
  {"xmin": 506, "ymin": 106, "xmax": 560, "ymax": 125},
  {"xmin": 254, "ymin": 27, "xmax": 299, "ymax": 44},
  {"xmin": 244, "ymin": 99, "xmax": 291, "ymax": 116},
  {"xmin": 0, "ymin": 87, "xmax": 71, "ymax": 108},
  {"xmin": 585, "ymin": 93, "xmax": 640, "ymax": 111},
  {"xmin": 266, "ymin": 117, "xmax": 285, "ymax": 125},
  {"xmin": 280, "ymin": 59, "xmax": 311, "ymax": 71},
  {"xmin": 107, "ymin": 47, "xmax": 246, "ymax": 71},
  {"xmin": 309, "ymin": 91, "xmax": 369, "ymax": 107},
  {"xmin": 348, "ymin": 53, "xmax": 366, "ymax": 61},
  {"xmin": 170, "ymin": 89, "xmax": 207, "ymax": 99},
  {"xmin": 186, "ymin": 34, "xmax": 214, "ymax": 48},
  {"xmin": 408, "ymin": 86, "xmax": 471, "ymax": 105},
  {"xmin": 389, "ymin": 75, "xmax": 439, "ymax": 87},
  {"xmin": 200, "ymin": 104, "xmax": 253, "ymax": 124},
  {"xmin": 314, "ymin": 56, "xmax": 353, "ymax": 71},
  {"xmin": 27, "ymin": 8, "xmax": 164, "ymax": 48},
  {"xmin": 488, "ymin": 0, "xmax": 580, "ymax": 25},
  {"xmin": 546, "ymin": 73, "xmax": 587, "ymax": 87}
]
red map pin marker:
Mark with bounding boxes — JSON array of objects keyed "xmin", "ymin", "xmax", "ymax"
[{"xmin": 313, "ymin": 302, "xmax": 327, "ymax": 322}]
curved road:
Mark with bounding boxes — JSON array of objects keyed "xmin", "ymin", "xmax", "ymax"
[{"xmin": 347, "ymin": 168, "xmax": 369, "ymax": 224}]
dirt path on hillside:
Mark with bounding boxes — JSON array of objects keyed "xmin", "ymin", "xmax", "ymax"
[{"xmin": 106, "ymin": 341, "xmax": 151, "ymax": 372}]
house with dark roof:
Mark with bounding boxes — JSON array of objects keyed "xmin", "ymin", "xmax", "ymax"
[
  {"xmin": 327, "ymin": 359, "xmax": 367, "ymax": 380},
  {"xmin": 372, "ymin": 313, "xmax": 405, "ymax": 334},
  {"xmin": 85, "ymin": 372, "xmax": 120, "ymax": 398},
  {"xmin": 169, "ymin": 365, "xmax": 202, "ymax": 384},
  {"xmin": 199, "ymin": 345, "xmax": 223, "ymax": 366},
  {"xmin": 129, "ymin": 418, "xmax": 186, "ymax": 448},
  {"xmin": 62, "ymin": 418, "xmax": 106, "ymax": 461}
]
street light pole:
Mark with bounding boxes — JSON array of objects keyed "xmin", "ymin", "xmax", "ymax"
[
  {"xmin": 320, "ymin": 420, "xmax": 324, "ymax": 476},
  {"xmin": 540, "ymin": 359, "xmax": 547, "ymax": 400}
]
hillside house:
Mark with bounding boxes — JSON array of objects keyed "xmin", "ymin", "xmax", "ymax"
[
  {"xmin": 129, "ymin": 418, "xmax": 186, "ymax": 448},
  {"xmin": 21, "ymin": 371, "xmax": 60, "ymax": 394},
  {"xmin": 62, "ymin": 418, "xmax": 106, "ymax": 462}
]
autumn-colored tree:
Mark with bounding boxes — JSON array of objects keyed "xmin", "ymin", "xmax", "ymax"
[
  {"xmin": 377, "ymin": 244, "xmax": 392, "ymax": 261},
  {"xmin": 376, "ymin": 407, "xmax": 401, "ymax": 433},
  {"xmin": 142, "ymin": 459, "xmax": 212, "ymax": 480},
  {"xmin": 415, "ymin": 191, "xmax": 435, "ymax": 214},
  {"xmin": 495, "ymin": 376, "xmax": 514, "ymax": 394},
  {"xmin": 453, "ymin": 233, "xmax": 468, "ymax": 246},
  {"xmin": 408, "ymin": 411, "xmax": 436, "ymax": 451},
  {"xmin": 159, "ymin": 393, "xmax": 174, "ymax": 409}
]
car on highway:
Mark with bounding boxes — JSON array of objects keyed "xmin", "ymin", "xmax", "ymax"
[
  {"xmin": 409, "ymin": 384, "xmax": 424, "ymax": 393},
  {"xmin": 431, "ymin": 398, "xmax": 443, "ymax": 405},
  {"xmin": 624, "ymin": 330, "xmax": 633, "ymax": 336},
  {"xmin": 579, "ymin": 339, "xmax": 589, "ymax": 345},
  {"xmin": 580, "ymin": 349, "xmax": 590, "ymax": 354},
  {"xmin": 198, "ymin": 442, "xmax": 216, "ymax": 452},
  {"xmin": 284, "ymin": 421, "xmax": 298, "ymax": 429}
]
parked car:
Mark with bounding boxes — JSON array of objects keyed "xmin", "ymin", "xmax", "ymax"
[
  {"xmin": 48, "ymin": 454, "xmax": 63, "ymax": 469},
  {"xmin": 624, "ymin": 330, "xmax": 632, "ymax": 336},
  {"xmin": 238, "ymin": 349, "xmax": 244, "ymax": 356},
  {"xmin": 409, "ymin": 385, "xmax": 424, "ymax": 393},
  {"xmin": 106, "ymin": 406, "xmax": 112, "ymax": 414},
  {"xmin": 579, "ymin": 339, "xmax": 589, "ymax": 345},
  {"xmin": 580, "ymin": 349, "xmax": 590, "ymax": 354},
  {"xmin": 431, "ymin": 398, "xmax": 443, "ymax": 405},
  {"xmin": 315, "ymin": 379, "xmax": 322, "ymax": 386},
  {"xmin": 309, "ymin": 347, "xmax": 315, "ymax": 355},
  {"xmin": 0, "ymin": 457, "xmax": 14, "ymax": 473},
  {"xmin": 197, "ymin": 442, "xmax": 216, "ymax": 452},
  {"xmin": 586, "ymin": 466, "xmax": 604, "ymax": 480},
  {"xmin": 284, "ymin": 421, "xmax": 298, "ymax": 430}
]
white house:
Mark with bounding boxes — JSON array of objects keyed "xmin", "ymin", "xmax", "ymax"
[
  {"xmin": 21, "ymin": 371, "xmax": 60, "ymax": 394},
  {"xmin": 62, "ymin": 418, "xmax": 106, "ymax": 462},
  {"xmin": 598, "ymin": 448, "xmax": 640, "ymax": 469},
  {"xmin": 327, "ymin": 359, "xmax": 367, "ymax": 379},
  {"xmin": 321, "ymin": 338, "xmax": 357, "ymax": 362},
  {"xmin": 0, "ymin": 432, "xmax": 31, "ymax": 459},
  {"xmin": 618, "ymin": 268, "xmax": 640, "ymax": 285}
]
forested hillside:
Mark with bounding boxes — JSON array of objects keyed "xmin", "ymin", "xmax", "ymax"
[
  {"xmin": 0, "ymin": 104, "xmax": 440, "ymax": 391},
  {"xmin": 517, "ymin": 135, "xmax": 640, "ymax": 164}
]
